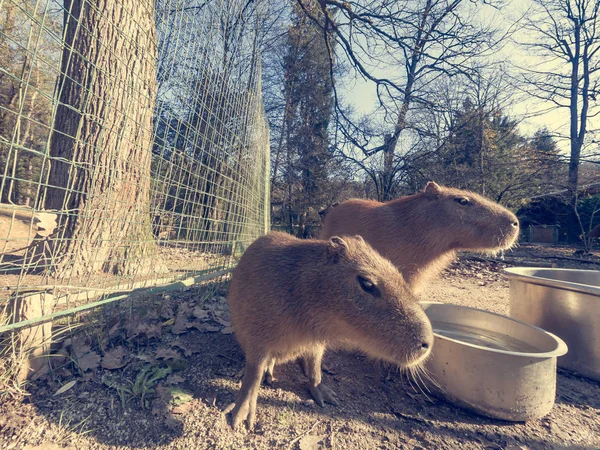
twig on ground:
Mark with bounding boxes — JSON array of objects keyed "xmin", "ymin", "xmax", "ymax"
[
  {"xmin": 216, "ymin": 354, "xmax": 243, "ymax": 365},
  {"xmin": 287, "ymin": 419, "xmax": 321, "ymax": 449}
]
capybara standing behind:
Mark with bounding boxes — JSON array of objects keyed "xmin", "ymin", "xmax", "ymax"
[
  {"xmin": 224, "ymin": 231, "xmax": 433, "ymax": 430},
  {"xmin": 320, "ymin": 182, "xmax": 519, "ymax": 292}
]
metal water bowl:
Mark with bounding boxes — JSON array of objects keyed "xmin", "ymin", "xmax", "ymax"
[
  {"xmin": 504, "ymin": 267, "xmax": 600, "ymax": 381},
  {"xmin": 420, "ymin": 302, "xmax": 568, "ymax": 421}
]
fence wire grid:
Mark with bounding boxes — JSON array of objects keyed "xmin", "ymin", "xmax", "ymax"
[{"xmin": 0, "ymin": 0, "xmax": 271, "ymax": 334}]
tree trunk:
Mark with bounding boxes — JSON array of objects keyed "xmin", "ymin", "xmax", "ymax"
[
  {"xmin": 568, "ymin": 22, "xmax": 582, "ymax": 196},
  {"xmin": 45, "ymin": 0, "xmax": 158, "ymax": 276}
]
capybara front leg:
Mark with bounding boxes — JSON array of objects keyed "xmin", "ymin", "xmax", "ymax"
[
  {"xmin": 304, "ymin": 347, "xmax": 338, "ymax": 407},
  {"xmin": 224, "ymin": 357, "xmax": 267, "ymax": 430}
]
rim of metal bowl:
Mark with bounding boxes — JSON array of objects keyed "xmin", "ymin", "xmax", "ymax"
[
  {"xmin": 419, "ymin": 301, "xmax": 569, "ymax": 358},
  {"xmin": 503, "ymin": 267, "xmax": 600, "ymax": 297}
]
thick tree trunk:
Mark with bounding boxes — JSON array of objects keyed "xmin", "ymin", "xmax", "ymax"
[{"xmin": 45, "ymin": 0, "xmax": 158, "ymax": 276}]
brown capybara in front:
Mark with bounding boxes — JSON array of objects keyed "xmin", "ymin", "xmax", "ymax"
[
  {"xmin": 224, "ymin": 231, "xmax": 433, "ymax": 430},
  {"xmin": 320, "ymin": 181, "xmax": 519, "ymax": 293}
]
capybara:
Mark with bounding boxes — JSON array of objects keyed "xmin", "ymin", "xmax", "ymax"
[
  {"xmin": 320, "ymin": 182, "xmax": 519, "ymax": 292},
  {"xmin": 224, "ymin": 231, "xmax": 433, "ymax": 430}
]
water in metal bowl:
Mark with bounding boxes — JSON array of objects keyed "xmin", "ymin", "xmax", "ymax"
[
  {"xmin": 433, "ymin": 322, "xmax": 540, "ymax": 353},
  {"xmin": 504, "ymin": 267, "xmax": 600, "ymax": 381},
  {"xmin": 420, "ymin": 302, "xmax": 568, "ymax": 421}
]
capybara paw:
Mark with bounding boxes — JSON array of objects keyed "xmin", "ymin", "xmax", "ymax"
[
  {"xmin": 264, "ymin": 372, "xmax": 277, "ymax": 386},
  {"xmin": 224, "ymin": 402, "xmax": 255, "ymax": 430},
  {"xmin": 309, "ymin": 383, "xmax": 338, "ymax": 407}
]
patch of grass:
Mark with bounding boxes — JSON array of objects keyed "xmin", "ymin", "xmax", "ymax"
[
  {"xmin": 275, "ymin": 404, "xmax": 297, "ymax": 427},
  {"xmin": 103, "ymin": 364, "xmax": 171, "ymax": 409},
  {"xmin": 52, "ymin": 407, "xmax": 93, "ymax": 445}
]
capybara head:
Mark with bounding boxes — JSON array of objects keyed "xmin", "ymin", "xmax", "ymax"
[
  {"xmin": 421, "ymin": 181, "xmax": 519, "ymax": 251},
  {"xmin": 323, "ymin": 235, "xmax": 433, "ymax": 368}
]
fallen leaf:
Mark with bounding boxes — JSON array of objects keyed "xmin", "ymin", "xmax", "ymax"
[
  {"xmin": 101, "ymin": 347, "xmax": 128, "ymax": 370},
  {"xmin": 81, "ymin": 371, "xmax": 98, "ymax": 383},
  {"xmin": 170, "ymin": 340, "xmax": 194, "ymax": 357},
  {"xmin": 192, "ymin": 307, "xmax": 208, "ymax": 319},
  {"xmin": 172, "ymin": 314, "xmax": 191, "ymax": 335},
  {"xmin": 144, "ymin": 310, "xmax": 159, "ymax": 321},
  {"xmin": 215, "ymin": 317, "xmax": 232, "ymax": 327},
  {"xmin": 162, "ymin": 318, "xmax": 175, "ymax": 327},
  {"xmin": 72, "ymin": 339, "xmax": 92, "ymax": 359},
  {"xmin": 166, "ymin": 374, "xmax": 185, "ymax": 385},
  {"xmin": 54, "ymin": 368, "xmax": 73, "ymax": 378},
  {"xmin": 78, "ymin": 351, "xmax": 101, "ymax": 372},
  {"xmin": 54, "ymin": 380, "xmax": 77, "ymax": 396},
  {"xmin": 152, "ymin": 384, "xmax": 170, "ymax": 417},
  {"xmin": 299, "ymin": 434, "xmax": 324, "ymax": 450},
  {"xmin": 144, "ymin": 323, "xmax": 163, "ymax": 340},
  {"xmin": 135, "ymin": 354, "xmax": 155, "ymax": 364},
  {"xmin": 177, "ymin": 302, "xmax": 194, "ymax": 317},
  {"xmin": 130, "ymin": 322, "xmax": 151, "ymax": 340},
  {"xmin": 125, "ymin": 317, "xmax": 143, "ymax": 339},
  {"xmin": 161, "ymin": 304, "xmax": 175, "ymax": 319},
  {"xmin": 106, "ymin": 319, "xmax": 123, "ymax": 339},
  {"xmin": 193, "ymin": 324, "xmax": 220, "ymax": 333},
  {"xmin": 156, "ymin": 347, "xmax": 182, "ymax": 361},
  {"xmin": 168, "ymin": 387, "xmax": 194, "ymax": 406}
]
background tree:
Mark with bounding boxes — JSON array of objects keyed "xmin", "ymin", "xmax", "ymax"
[
  {"xmin": 272, "ymin": 0, "xmax": 337, "ymax": 236},
  {"xmin": 519, "ymin": 0, "xmax": 600, "ymax": 194},
  {"xmin": 45, "ymin": 0, "xmax": 158, "ymax": 276},
  {"xmin": 0, "ymin": 2, "xmax": 61, "ymax": 207},
  {"xmin": 296, "ymin": 0, "xmax": 502, "ymax": 201},
  {"xmin": 152, "ymin": 0, "xmax": 269, "ymax": 250},
  {"xmin": 397, "ymin": 69, "xmax": 562, "ymax": 207}
]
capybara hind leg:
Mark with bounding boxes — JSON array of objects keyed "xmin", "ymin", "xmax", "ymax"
[
  {"xmin": 264, "ymin": 357, "xmax": 276, "ymax": 385},
  {"xmin": 304, "ymin": 347, "xmax": 338, "ymax": 407},
  {"xmin": 224, "ymin": 357, "xmax": 267, "ymax": 430},
  {"xmin": 300, "ymin": 355, "xmax": 331, "ymax": 376}
]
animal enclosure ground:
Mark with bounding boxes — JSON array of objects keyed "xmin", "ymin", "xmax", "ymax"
[{"xmin": 1, "ymin": 246, "xmax": 600, "ymax": 450}]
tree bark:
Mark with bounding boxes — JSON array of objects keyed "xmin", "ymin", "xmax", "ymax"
[{"xmin": 45, "ymin": 0, "xmax": 158, "ymax": 276}]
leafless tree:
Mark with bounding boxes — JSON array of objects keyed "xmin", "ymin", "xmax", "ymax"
[
  {"xmin": 295, "ymin": 0, "xmax": 504, "ymax": 200},
  {"xmin": 519, "ymin": 0, "xmax": 600, "ymax": 194}
]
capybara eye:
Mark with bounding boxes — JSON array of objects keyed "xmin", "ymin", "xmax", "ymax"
[
  {"xmin": 357, "ymin": 276, "xmax": 379, "ymax": 296},
  {"xmin": 455, "ymin": 197, "xmax": 470, "ymax": 206}
]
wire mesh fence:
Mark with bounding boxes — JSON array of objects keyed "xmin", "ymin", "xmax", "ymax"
[{"xmin": 0, "ymin": 0, "xmax": 270, "ymax": 350}]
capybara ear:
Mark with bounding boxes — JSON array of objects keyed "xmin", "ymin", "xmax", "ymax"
[
  {"xmin": 327, "ymin": 236, "xmax": 348, "ymax": 264},
  {"xmin": 424, "ymin": 181, "xmax": 441, "ymax": 199},
  {"xmin": 353, "ymin": 235, "xmax": 365, "ymax": 244}
]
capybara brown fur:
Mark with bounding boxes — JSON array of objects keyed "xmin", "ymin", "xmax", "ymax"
[
  {"xmin": 320, "ymin": 182, "xmax": 519, "ymax": 292},
  {"xmin": 224, "ymin": 231, "xmax": 433, "ymax": 430}
]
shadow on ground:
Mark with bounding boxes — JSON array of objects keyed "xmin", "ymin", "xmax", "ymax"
[{"xmin": 14, "ymin": 326, "xmax": 600, "ymax": 450}]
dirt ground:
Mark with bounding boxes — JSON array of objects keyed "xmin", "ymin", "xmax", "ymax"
[{"xmin": 1, "ymin": 245, "xmax": 600, "ymax": 450}]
